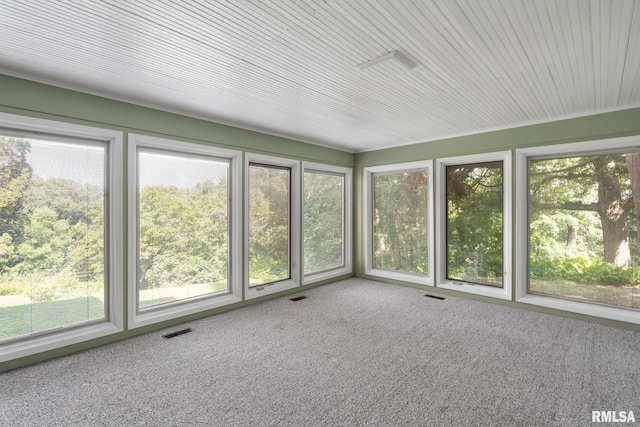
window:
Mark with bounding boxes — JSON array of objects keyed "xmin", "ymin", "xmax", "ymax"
[
  {"xmin": 303, "ymin": 162, "xmax": 352, "ymax": 283},
  {"xmin": 0, "ymin": 112, "xmax": 123, "ymax": 363},
  {"xmin": 437, "ymin": 152, "xmax": 511, "ymax": 300},
  {"xmin": 128, "ymin": 135, "xmax": 241, "ymax": 328},
  {"xmin": 516, "ymin": 137, "xmax": 640, "ymax": 323},
  {"xmin": 364, "ymin": 161, "xmax": 433, "ymax": 285},
  {"xmin": 245, "ymin": 154, "xmax": 300, "ymax": 299}
]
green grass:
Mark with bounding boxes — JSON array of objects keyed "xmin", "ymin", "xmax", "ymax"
[
  {"xmin": 530, "ymin": 279, "xmax": 640, "ymax": 309},
  {"xmin": 139, "ymin": 280, "xmax": 228, "ymax": 309},
  {"xmin": 0, "ymin": 297, "xmax": 104, "ymax": 340}
]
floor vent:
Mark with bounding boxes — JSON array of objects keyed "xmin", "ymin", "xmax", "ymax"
[
  {"xmin": 162, "ymin": 328, "xmax": 193, "ymax": 339},
  {"xmin": 290, "ymin": 295, "xmax": 307, "ymax": 302},
  {"xmin": 424, "ymin": 294, "xmax": 446, "ymax": 300}
]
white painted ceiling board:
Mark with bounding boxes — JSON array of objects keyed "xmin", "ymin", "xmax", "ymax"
[{"xmin": 0, "ymin": 0, "xmax": 639, "ymax": 152}]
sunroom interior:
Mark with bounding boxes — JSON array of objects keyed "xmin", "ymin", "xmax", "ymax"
[{"xmin": 1, "ymin": 1, "xmax": 640, "ymax": 374}]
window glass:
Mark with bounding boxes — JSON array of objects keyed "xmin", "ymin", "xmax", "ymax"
[
  {"xmin": 0, "ymin": 135, "xmax": 106, "ymax": 341},
  {"xmin": 372, "ymin": 169, "xmax": 429, "ymax": 275},
  {"xmin": 304, "ymin": 171, "xmax": 344, "ymax": 275},
  {"xmin": 248, "ymin": 164, "xmax": 290, "ymax": 286},
  {"xmin": 137, "ymin": 149, "xmax": 229, "ymax": 309},
  {"xmin": 528, "ymin": 152, "xmax": 640, "ymax": 309},
  {"xmin": 446, "ymin": 162, "xmax": 504, "ymax": 287}
]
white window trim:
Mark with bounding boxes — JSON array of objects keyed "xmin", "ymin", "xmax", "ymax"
[
  {"xmin": 363, "ymin": 160, "xmax": 434, "ymax": 286},
  {"xmin": 436, "ymin": 151, "xmax": 512, "ymax": 300},
  {"xmin": 245, "ymin": 153, "xmax": 301, "ymax": 299},
  {"xmin": 128, "ymin": 134, "xmax": 242, "ymax": 329},
  {"xmin": 516, "ymin": 135, "xmax": 640, "ymax": 324},
  {"xmin": 0, "ymin": 112, "xmax": 124, "ymax": 363},
  {"xmin": 302, "ymin": 162, "xmax": 352, "ymax": 284}
]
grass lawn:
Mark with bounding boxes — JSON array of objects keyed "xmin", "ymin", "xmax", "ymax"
[
  {"xmin": 0, "ymin": 281, "xmax": 228, "ymax": 341},
  {"xmin": 0, "ymin": 296, "xmax": 104, "ymax": 340},
  {"xmin": 139, "ymin": 280, "xmax": 228, "ymax": 308},
  {"xmin": 530, "ymin": 279, "xmax": 640, "ymax": 309}
]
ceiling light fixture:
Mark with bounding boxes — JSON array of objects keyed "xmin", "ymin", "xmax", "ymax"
[{"xmin": 357, "ymin": 50, "xmax": 417, "ymax": 71}]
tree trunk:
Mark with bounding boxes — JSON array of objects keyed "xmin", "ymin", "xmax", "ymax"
[
  {"xmin": 625, "ymin": 153, "xmax": 640, "ymax": 251},
  {"xmin": 594, "ymin": 157, "xmax": 631, "ymax": 266},
  {"xmin": 566, "ymin": 225, "xmax": 577, "ymax": 248},
  {"xmin": 600, "ymin": 214, "xmax": 630, "ymax": 266}
]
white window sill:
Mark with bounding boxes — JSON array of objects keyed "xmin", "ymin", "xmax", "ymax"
[
  {"xmin": 518, "ymin": 294, "xmax": 640, "ymax": 325},
  {"xmin": 438, "ymin": 280, "xmax": 511, "ymax": 300},
  {"xmin": 365, "ymin": 268, "xmax": 433, "ymax": 286},
  {"xmin": 0, "ymin": 321, "xmax": 122, "ymax": 363},
  {"xmin": 129, "ymin": 293, "xmax": 242, "ymax": 329},
  {"xmin": 246, "ymin": 279, "xmax": 300, "ymax": 300}
]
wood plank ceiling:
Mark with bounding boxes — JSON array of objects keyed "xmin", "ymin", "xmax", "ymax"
[{"xmin": 0, "ymin": 0, "xmax": 639, "ymax": 152}]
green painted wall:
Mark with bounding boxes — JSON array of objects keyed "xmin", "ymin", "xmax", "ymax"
[
  {"xmin": 354, "ymin": 106, "xmax": 640, "ymax": 330},
  {"xmin": 0, "ymin": 74, "xmax": 353, "ymax": 166},
  {"xmin": 0, "ymin": 74, "xmax": 353, "ymax": 372}
]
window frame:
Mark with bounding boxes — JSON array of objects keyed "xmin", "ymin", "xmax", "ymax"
[
  {"xmin": 245, "ymin": 153, "xmax": 300, "ymax": 299},
  {"xmin": 128, "ymin": 134, "xmax": 242, "ymax": 329},
  {"xmin": 363, "ymin": 160, "xmax": 434, "ymax": 286},
  {"xmin": 302, "ymin": 161, "xmax": 352, "ymax": 284},
  {"xmin": 516, "ymin": 136, "xmax": 640, "ymax": 324},
  {"xmin": 436, "ymin": 151, "xmax": 512, "ymax": 300},
  {"xmin": 0, "ymin": 112, "xmax": 123, "ymax": 363}
]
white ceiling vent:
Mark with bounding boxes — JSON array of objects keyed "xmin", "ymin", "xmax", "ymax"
[{"xmin": 357, "ymin": 50, "xmax": 418, "ymax": 76}]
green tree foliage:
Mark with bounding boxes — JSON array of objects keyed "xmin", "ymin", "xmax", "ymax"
[
  {"xmin": 25, "ymin": 177, "xmax": 100, "ymax": 225},
  {"xmin": 446, "ymin": 162, "xmax": 503, "ymax": 286},
  {"xmin": 14, "ymin": 206, "xmax": 72, "ymax": 274},
  {"xmin": 373, "ymin": 170, "xmax": 428, "ymax": 275},
  {"xmin": 0, "ymin": 136, "xmax": 31, "ymax": 272},
  {"xmin": 249, "ymin": 165, "xmax": 290, "ymax": 285},
  {"xmin": 139, "ymin": 180, "xmax": 228, "ymax": 290},
  {"xmin": 0, "ymin": 136, "xmax": 107, "ymax": 315},
  {"xmin": 530, "ymin": 154, "xmax": 636, "ymax": 267},
  {"xmin": 529, "ymin": 154, "xmax": 640, "ymax": 299},
  {"xmin": 304, "ymin": 172, "xmax": 343, "ymax": 274},
  {"xmin": 69, "ymin": 201, "xmax": 105, "ymax": 282}
]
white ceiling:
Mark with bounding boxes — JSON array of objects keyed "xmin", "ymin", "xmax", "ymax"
[{"xmin": 1, "ymin": 1, "xmax": 639, "ymax": 153}]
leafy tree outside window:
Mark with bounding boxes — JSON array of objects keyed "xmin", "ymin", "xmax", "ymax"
[
  {"xmin": 446, "ymin": 162, "xmax": 504, "ymax": 287},
  {"xmin": 303, "ymin": 170, "xmax": 344, "ymax": 275},
  {"xmin": 136, "ymin": 149, "xmax": 230, "ymax": 310},
  {"xmin": 248, "ymin": 163, "xmax": 291, "ymax": 287},
  {"xmin": 372, "ymin": 169, "xmax": 429, "ymax": 275},
  {"xmin": 0, "ymin": 136, "xmax": 107, "ymax": 341},
  {"xmin": 528, "ymin": 152, "xmax": 640, "ymax": 309}
]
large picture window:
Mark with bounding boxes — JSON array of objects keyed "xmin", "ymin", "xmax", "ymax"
[
  {"xmin": 517, "ymin": 137, "xmax": 640, "ymax": 323},
  {"xmin": 437, "ymin": 152, "xmax": 511, "ymax": 300},
  {"xmin": 0, "ymin": 137, "xmax": 107, "ymax": 340},
  {"xmin": 303, "ymin": 162, "xmax": 352, "ymax": 283},
  {"xmin": 128, "ymin": 135, "xmax": 241, "ymax": 328},
  {"xmin": 0, "ymin": 113, "xmax": 123, "ymax": 363},
  {"xmin": 364, "ymin": 161, "xmax": 433, "ymax": 285},
  {"xmin": 245, "ymin": 154, "xmax": 300, "ymax": 299}
]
